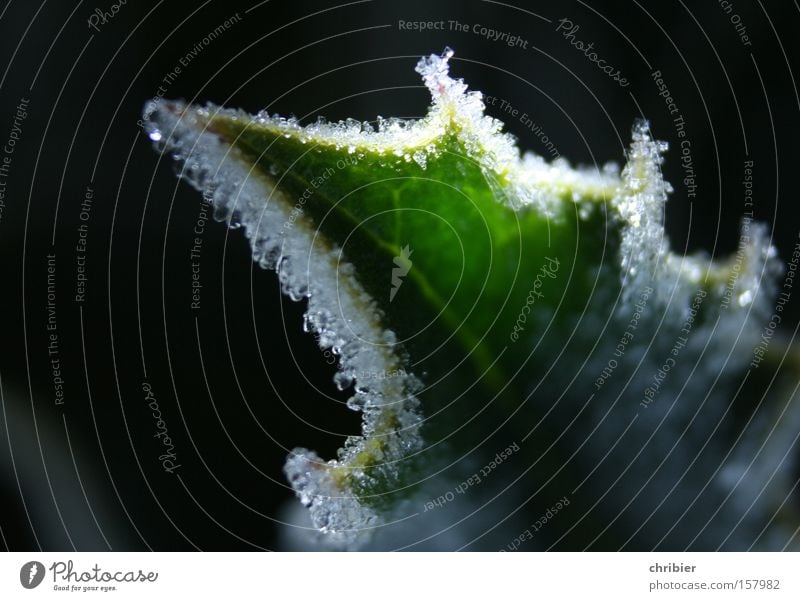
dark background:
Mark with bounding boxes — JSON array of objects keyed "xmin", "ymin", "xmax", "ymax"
[{"xmin": 0, "ymin": 0, "xmax": 798, "ymax": 550}]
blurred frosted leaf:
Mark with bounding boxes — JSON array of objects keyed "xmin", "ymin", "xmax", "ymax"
[{"xmin": 143, "ymin": 49, "xmax": 797, "ymax": 550}]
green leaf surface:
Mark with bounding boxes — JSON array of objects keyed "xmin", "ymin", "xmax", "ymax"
[{"xmin": 143, "ymin": 49, "xmax": 795, "ymax": 550}]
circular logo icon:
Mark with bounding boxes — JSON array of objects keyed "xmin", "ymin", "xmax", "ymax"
[{"xmin": 19, "ymin": 561, "xmax": 45, "ymax": 589}]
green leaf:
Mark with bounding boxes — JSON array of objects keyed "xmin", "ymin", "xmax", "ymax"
[{"xmin": 143, "ymin": 49, "xmax": 794, "ymax": 550}]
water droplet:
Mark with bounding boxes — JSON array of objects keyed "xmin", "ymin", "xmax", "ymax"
[
  {"xmin": 738, "ymin": 289, "xmax": 754, "ymax": 307},
  {"xmin": 333, "ymin": 372, "xmax": 353, "ymax": 391}
]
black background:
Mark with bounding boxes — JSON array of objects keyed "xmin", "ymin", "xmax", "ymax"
[{"xmin": 0, "ymin": 0, "xmax": 798, "ymax": 550}]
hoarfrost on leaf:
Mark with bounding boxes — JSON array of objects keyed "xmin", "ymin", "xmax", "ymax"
[{"xmin": 143, "ymin": 49, "xmax": 793, "ymax": 550}]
